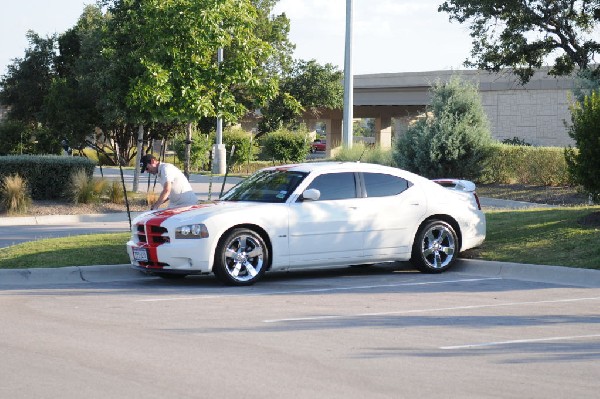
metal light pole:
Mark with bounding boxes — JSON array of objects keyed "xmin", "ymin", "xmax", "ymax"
[
  {"xmin": 342, "ymin": 0, "xmax": 354, "ymax": 148},
  {"xmin": 213, "ymin": 47, "xmax": 227, "ymax": 174}
]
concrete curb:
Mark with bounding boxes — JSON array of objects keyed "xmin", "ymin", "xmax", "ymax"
[
  {"xmin": 454, "ymin": 259, "xmax": 600, "ymax": 288},
  {"xmin": 0, "ymin": 212, "xmax": 144, "ymax": 226},
  {"xmin": 1, "ymin": 260, "xmax": 599, "ymax": 288},
  {"xmin": 0, "ymin": 264, "xmax": 147, "ymax": 286}
]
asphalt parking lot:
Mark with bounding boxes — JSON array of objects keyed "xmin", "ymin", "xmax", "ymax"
[{"xmin": 1, "ymin": 261, "xmax": 599, "ymax": 398}]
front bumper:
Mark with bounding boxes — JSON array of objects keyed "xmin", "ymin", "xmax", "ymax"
[{"xmin": 126, "ymin": 239, "xmax": 212, "ymax": 273}]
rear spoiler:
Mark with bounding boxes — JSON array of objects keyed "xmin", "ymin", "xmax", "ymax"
[{"xmin": 432, "ymin": 179, "xmax": 477, "ymax": 192}]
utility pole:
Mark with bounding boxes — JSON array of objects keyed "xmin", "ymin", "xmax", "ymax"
[
  {"xmin": 343, "ymin": 0, "xmax": 354, "ymax": 148},
  {"xmin": 213, "ymin": 47, "xmax": 227, "ymax": 174}
]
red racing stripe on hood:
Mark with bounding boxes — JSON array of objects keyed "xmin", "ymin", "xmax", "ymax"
[{"xmin": 146, "ymin": 203, "xmax": 215, "ymax": 225}]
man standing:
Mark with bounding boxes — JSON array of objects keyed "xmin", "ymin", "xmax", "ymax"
[{"xmin": 140, "ymin": 154, "xmax": 198, "ymax": 210}]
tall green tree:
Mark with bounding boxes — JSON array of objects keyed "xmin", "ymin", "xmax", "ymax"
[
  {"xmin": 393, "ymin": 76, "xmax": 493, "ymax": 180},
  {"xmin": 439, "ymin": 0, "xmax": 600, "ymax": 83},
  {"xmin": 104, "ymin": 0, "xmax": 280, "ymax": 174},
  {"xmin": 0, "ymin": 31, "xmax": 63, "ymax": 154},
  {"xmin": 42, "ymin": 11, "xmax": 102, "ymax": 153},
  {"xmin": 258, "ymin": 60, "xmax": 343, "ymax": 134},
  {"xmin": 115, "ymin": 0, "xmax": 278, "ymax": 123},
  {"xmin": 0, "ymin": 31, "xmax": 56, "ymax": 124}
]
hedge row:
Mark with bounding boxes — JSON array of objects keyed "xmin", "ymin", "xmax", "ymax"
[
  {"xmin": 0, "ymin": 155, "xmax": 97, "ymax": 200},
  {"xmin": 480, "ymin": 144, "xmax": 572, "ymax": 186}
]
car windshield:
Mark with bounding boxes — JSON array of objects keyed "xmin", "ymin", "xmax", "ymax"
[{"xmin": 220, "ymin": 169, "xmax": 308, "ymax": 203}]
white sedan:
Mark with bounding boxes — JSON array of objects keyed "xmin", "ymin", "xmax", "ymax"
[{"xmin": 126, "ymin": 162, "xmax": 486, "ymax": 285}]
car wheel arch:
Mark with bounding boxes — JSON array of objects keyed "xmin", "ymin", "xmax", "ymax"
[
  {"xmin": 212, "ymin": 223, "xmax": 273, "ymax": 271},
  {"xmin": 416, "ymin": 215, "xmax": 462, "ymax": 251}
]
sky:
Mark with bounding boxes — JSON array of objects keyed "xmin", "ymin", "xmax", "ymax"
[{"xmin": 0, "ymin": 0, "xmax": 474, "ymax": 77}]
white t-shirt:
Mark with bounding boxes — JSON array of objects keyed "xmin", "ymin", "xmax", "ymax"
[{"xmin": 157, "ymin": 163, "xmax": 197, "ymax": 207}]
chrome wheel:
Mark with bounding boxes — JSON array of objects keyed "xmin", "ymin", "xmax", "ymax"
[
  {"xmin": 213, "ymin": 228, "xmax": 268, "ymax": 285},
  {"xmin": 412, "ymin": 221, "xmax": 458, "ymax": 273}
]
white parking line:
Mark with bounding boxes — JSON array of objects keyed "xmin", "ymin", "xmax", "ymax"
[
  {"xmin": 262, "ymin": 296, "xmax": 600, "ymax": 323},
  {"xmin": 440, "ymin": 334, "xmax": 600, "ymax": 350},
  {"xmin": 136, "ymin": 277, "xmax": 502, "ymax": 302}
]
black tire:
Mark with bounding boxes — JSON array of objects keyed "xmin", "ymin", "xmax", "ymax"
[
  {"xmin": 411, "ymin": 220, "xmax": 458, "ymax": 273},
  {"xmin": 213, "ymin": 228, "xmax": 269, "ymax": 286}
]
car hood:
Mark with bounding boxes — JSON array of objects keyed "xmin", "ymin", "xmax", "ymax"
[{"xmin": 132, "ymin": 201, "xmax": 268, "ymax": 226}]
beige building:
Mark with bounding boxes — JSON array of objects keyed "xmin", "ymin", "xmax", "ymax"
[{"xmin": 303, "ymin": 68, "xmax": 577, "ymax": 154}]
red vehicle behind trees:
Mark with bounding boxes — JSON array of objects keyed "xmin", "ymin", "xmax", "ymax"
[{"xmin": 310, "ymin": 139, "xmax": 326, "ymax": 152}]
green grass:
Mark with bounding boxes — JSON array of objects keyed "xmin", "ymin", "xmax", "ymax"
[
  {"xmin": 0, "ymin": 233, "xmax": 130, "ymax": 269},
  {"xmin": 0, "ymin": 207, "xmax": 599, "ymax": 270},
  {"xmin": 463, "ymin": 206, "xmax": 600, "ymax": 269}
]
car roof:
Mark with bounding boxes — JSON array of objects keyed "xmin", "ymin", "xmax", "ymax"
[{"xmin": 264, "ymin": 161, "xmax": 413, "ymax": 176}]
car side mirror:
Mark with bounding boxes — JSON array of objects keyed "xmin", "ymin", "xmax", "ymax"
[{"xmin": 301, "ymin": 188, "xmax": 321, "ymax": 201}]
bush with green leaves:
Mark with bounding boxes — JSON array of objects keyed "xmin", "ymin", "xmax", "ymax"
[
  {"xmin": 482, "ymin": 143, "xmax": 570, "ymax": 186},
  {"xmin": 173, "ymin": 127, "xmax": 256, "ymax": 172},
  {"xmin": 393, "ymin": 76, "xmax": 493, "ymax": 180},
  {"xmin": 173, "ymin": 129, "xmax": 213, "ymax": 172},
  {"xmin": 0, "ymin": 155, "xmax": 96, "ymax": 199},
  {"xmin": 261, "ymin": 128, "xmax": 311, "ymax": 163},
  {"xmin": 565, "ymin": 90, "xmax": 600, "ymax": 203},
  {"xmin": 222, "ymin": 127, "xmax": 257, "ymax": 168}
]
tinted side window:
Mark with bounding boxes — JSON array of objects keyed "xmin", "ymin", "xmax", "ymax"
[
  {"xmin": 307, "ymin": 172, "xmax": 357, "ymax": 200},
  {"xmin": 363, "ymin": 173, "xmax": 409, "ymax": 197}
]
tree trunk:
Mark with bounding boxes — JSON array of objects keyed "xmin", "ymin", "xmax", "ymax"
[{"xmin": 184, "ymin": 122, "xmax": 192, "ymax": 179}]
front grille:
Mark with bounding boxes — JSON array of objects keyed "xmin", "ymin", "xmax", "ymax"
[{"xmin": 136, "ymin": 224, "xmax": 169, "ymax": 245}]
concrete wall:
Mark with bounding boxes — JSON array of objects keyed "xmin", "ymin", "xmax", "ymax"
[
  {"xmin": 352, "ymin": 68, "xmax": 577, "ymax": 148},
  {"xmin": 480, "ymin": 88, "xmax": 572, "ymax": 146}
]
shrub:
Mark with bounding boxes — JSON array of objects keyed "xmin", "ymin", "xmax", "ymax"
[
  {"xmin": 261, "ymin": 128, "xmax": 311, "ymax": 163},
  {"xmin": 173, "ymin": 130, "xmax": 213, "ymax": 172},
  {"xmin": 0, "ymin": 174, "xmax": 31, "ymax": 215},
  {"xmin": 0, "ymin": 155, "xmax": 96, "ymax": 200},
  {"xmin": 565, "ymin": 90, "xmax": 600, "ymax": 203},
  {"xmin": 393, "ymin": 76, "xmax": 493, "ymax": 180},
  {"xmin": 68, "ymin": 169, "xmax": 106, "ymax": 204},
  {"xmin": 334, "ymin": 143, "xmax": 394, "ymax": 166},
  {"xmin": 107, "ymin": 180, "xmax": 125, "ymax": 204},
  {"xmin": 481, "ymin": 144, "xmax": 571, "ymax": 186},
  {"xmin": 223, "ymin": 127, "xmax": 257, "ymax": 168}
]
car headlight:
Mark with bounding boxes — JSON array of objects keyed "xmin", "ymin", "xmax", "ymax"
[{"xmin": 175, "ymin": 224, "xmax": 209, "ymax": 239}]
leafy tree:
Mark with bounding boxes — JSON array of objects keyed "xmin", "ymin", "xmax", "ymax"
[
  {"xmin": 251, "ymin": 0, "xmax": 295, "ymax": 75},
  {"xmin": 393, "ymin": 76, "xmax": 493, "ymax": 180},
  {"xmin": 439, "ymin": 0, "xmax": 600, "ymax": 83},
  {"xmin": 258, "ymin": 60, "xmax": 343, "ymax": 134},
  {"xmin": 104, "ymin": 0, "xmax": 279, "ymax": 176},
  {"xmin": 117, "ymin": 0, "xmax": 277, "ymax": 123},
  {"xmin": 42, "ymin": 6, "xmax": 105, "ymax": 154},
  {"xmin": 0, "ymin": 32, "xmax": 63, "ymax": 154},
  {"xmin": 0, "ymin": 120, "xmax": 29, "ymax": 155},
  {"xmin": 565, "ymin": 90, "xmax": 600, "ymax": 203},
  {"xmin": 0, "ymin": 31, "xmax": 56, "ymax": 124}
]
